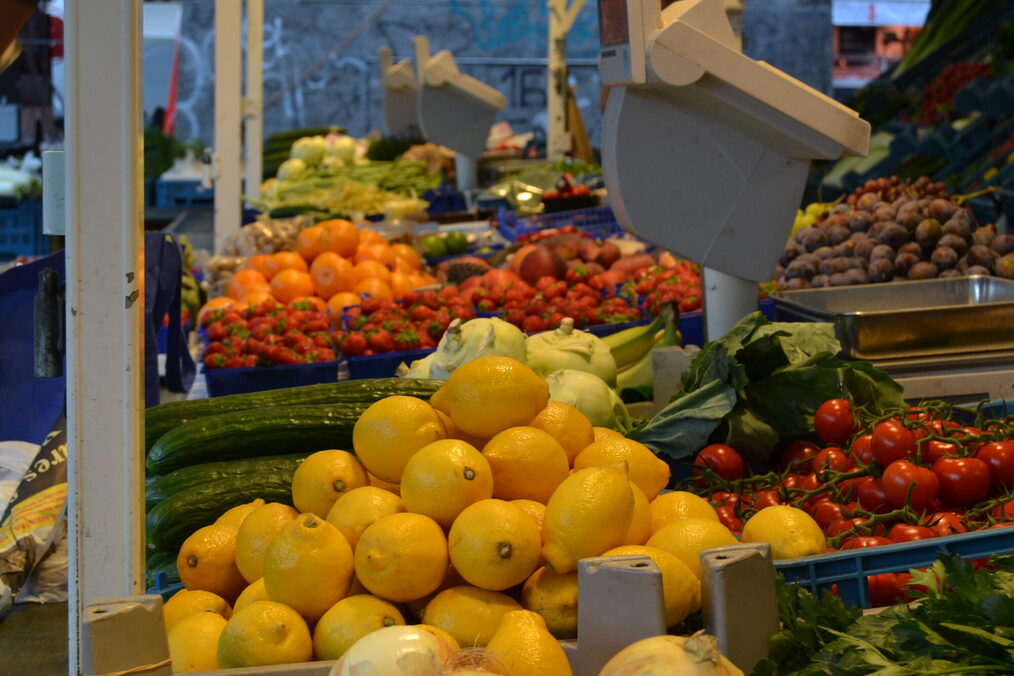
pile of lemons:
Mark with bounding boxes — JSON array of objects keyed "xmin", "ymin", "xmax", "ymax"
[{"xmin": 162, "ymin": 356, "xmax": 815, "ymax": 673}]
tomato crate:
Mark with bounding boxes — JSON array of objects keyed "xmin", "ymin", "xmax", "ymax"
[
  {"xmin": 203, "ymin": 359, "xmax": 341, "ymax": 397},
  {"xmin": 342, "ymin": 348, "xmax": 434, "ymax": 380},
  {"xmin": 774, "ymin": 527, "xmax": 1014, "ymax": 609},
  {"xmin": 498, "ymin": 205, "xmax": 622, "ymax": 241},
  {"xmin": 0, "ymin": 198, "xmax": 47, "ymax": 259}
]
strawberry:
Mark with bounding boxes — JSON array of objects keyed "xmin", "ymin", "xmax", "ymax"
[
  {"xmin": 242, "ymin": 355, "xmax": 259, "ymax": 368},
  {"xmin": 341, "ymin": 332, "xmax": 367, "ymax": 356},
  {"xmin": 368, "ymin": 329, "xmax": 394, "ymax": 353},
  {"xmin": 411, "ymin": 305, "xmax": 436, "ymax": 322},
  {"xmin": 206, "ymin": 321, "xmax": 228, "ymax": 342},
  {"xmin": 393, "ymin": 329, "xmax": 422, "ymax": 352},
  {"xmin": 224, "ymin": 356, "xmax": 245, "ymax": 369},
  {"xmin": 522, "ymin": 315, "xmax": 546, "ymax": 333},
  {"xmin": 203, "ymin": 353, "xmax": 226, "ymax": 370}
]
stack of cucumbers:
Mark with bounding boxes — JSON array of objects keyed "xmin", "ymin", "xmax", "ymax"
[{"xmin": 144, "ymin": 378, "xmax": 443, "ymax": 588}]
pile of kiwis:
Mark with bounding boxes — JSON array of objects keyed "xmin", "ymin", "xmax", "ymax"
[{"xmin": 776, "ymin": 176, "xmax": 1014, "ymax": 289}]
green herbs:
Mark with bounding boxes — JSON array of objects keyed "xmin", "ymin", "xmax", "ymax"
[
  {"xmin": 755, "ymin": 555, "xmax": 1014, "ymax": 675},
  {"xmin": 632, "ymin": 312, "xmax": 904, "ymax": 464}
]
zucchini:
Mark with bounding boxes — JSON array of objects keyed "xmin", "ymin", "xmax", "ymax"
[
  {"xmin": 146, "ymin": 453, "xmax": 308, "ymax": 510},
  {"xmin": 145, "ymin": 378, "xmax": 443, "ymax": 452},
  {"xmin": 147, "ymin": 474, "xmax": 295, "ymax": 551},
  {"xmin": 146, "ymin": 403, "xmax": 367, "ymax": 475},
  {"xmin": 145, "ymin": 550, "xmax": 180, "ymax": 590}
]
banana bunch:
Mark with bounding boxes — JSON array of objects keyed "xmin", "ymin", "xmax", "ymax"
[
  {"xmin": 175, "ymin": 235, "xmax": 206, "ymax": 322},
  {"xmin": 604, "ymin": 303, "xmax": 682, "ymax": 392},
  {"xmin": 788, "ymin": 198, "xmax": 844, "ymax": 241}
]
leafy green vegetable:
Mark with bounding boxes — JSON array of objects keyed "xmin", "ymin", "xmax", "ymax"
[{"xmin": 632, "ymin": 312, "xmax": 905, "ymax": 463}]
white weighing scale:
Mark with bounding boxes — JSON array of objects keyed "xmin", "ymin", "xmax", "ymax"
[
  {"xmin": 378, "ymin": 46, "xmax": 422, "ymax": 138},
  {"xmin": 413, "ymin": 36, "xmax": 507, "ymax": 192},
  {"xmin": 597, "ymin": 0, "xmax": 871, "ymax": 340}
]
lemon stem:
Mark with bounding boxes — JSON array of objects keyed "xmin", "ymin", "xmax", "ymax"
[
  {"xmin": 304, "ymin": 517, "xmax": 318, "ymax": 528},
  {"xmin": 498, "ymin": 542, "xmax": 513, "ymax": 559},
  {"xmin": 332, "ymin": 480, "xmax": 346, "ymax": 493},
  {"xmin": 463, "ymin": 467, "xmax": 476, "ymax": 480},
  {"xmin": 187, "ymin": 555, "xmax": 198, "ymax": 568}
]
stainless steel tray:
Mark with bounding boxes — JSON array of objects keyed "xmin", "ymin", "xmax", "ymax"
[{"xmin": 770, "ymin": 275, "xmax": 1014, "ymax": 360}]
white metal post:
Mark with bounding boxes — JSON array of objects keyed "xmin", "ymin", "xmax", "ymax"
[
  {"xmin": 547, "ymin": 0, "xmax": 586, "ymax": 160},
  {"xmin": 703, "ymin": 267, "xmax": 758, "ymax": 341},
  {"xmin": 215, "ymin": 0, "xmax": 243, "ymax": 253},
  {"xmin": 244, "ymin": 0, "xmax": 264, "ymax": 201},
  {"xmin": 64, "ymin": 0, "xmax": 145, "ymax": 673}
]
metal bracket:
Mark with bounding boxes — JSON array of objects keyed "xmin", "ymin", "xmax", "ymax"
[
  {"xmin": 34, "ymin": 269, "xmax": 63, "ymax": 378},
  {"xmin": 42, "ymin": 150, "xmax": 66, "ymax": 236}
]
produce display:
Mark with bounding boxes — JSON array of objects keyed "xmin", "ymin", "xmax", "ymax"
[{"xmin": 779, "ymin": 176, "xmax": 1014, "ymax": 289}]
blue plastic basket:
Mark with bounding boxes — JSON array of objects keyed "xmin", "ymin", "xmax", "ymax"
[
  {"xmin": 344, "ymin": 349, "xmax": 434, "ymax": 380},
  {"xmin": 775, "ymin": 527, "xmax": 1014, "ymax": 609},
  {"xmin": 423, "ymin": 187, "xmax": 467, "ymax": 215},
  {"xmin": 154, "ymin": 180, "xmax": 214, "ymax": 209},
  {"xmin": 204, "ymin": 359, "xmax": 341, "ymax": 397},
  {"xmin": 498, "ymin": 205, "xmax": 622, "ymax": 242},
  {"xmin": 0, "ymin": 199, "xmax": 47, "ymax": 259}
]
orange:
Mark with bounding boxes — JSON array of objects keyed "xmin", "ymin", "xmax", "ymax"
[
  {"xmin": 265, "ymin": 251, "xmax": 309, "ymax": 279},
  {"xmin": 353, "ymin": 260, "xmax": 391, "ymax": 285},
  {"xmin": 197, "ymin": 297, "xmax": 235, "ymax": 324},
  {"xmin": 246, "ymin": 254, "xmax": 274, "ymax": 280},
  {"xmin": 270, "ymin": 269, "xmax": 315, "ymax": 304},
  {"xmin": 290, "ymin": 296, "xmax": 327, "ymax": 312},
  {"xmin": 228, "ymin": 269, "xmax": 270, "ymax": 300},
  {"xmin": 408, "ymin": 273, "xmax": 429, "ymax": 289},
  {"xmin": 354, "ymin": 278, "xmax": 393, "ymax": 301},
  {"xmin": 354, "ymin": 243, "xmax": 396, "ymax": 269},
  {"xmin": 393, "ymin": 257, "xmax": 414, "ymax": 274},
  {"xmin": 296, "ymin": 225, "xmax": 323, "ymax": 262},
  {"xmin": 240, "ymin": 291, "xmax": 276, "ymax": 309},
  {"xmin": 317, "ymin": 219, "xmax": 359, "ymax": 258},
  {"xmin": 310, "ymin": 252, "xmax": 356, "ymax": 300},
  {"xmin": 357, "ymin": 228, "xmax": 386, "ymax": 246},
  {"xmin": 389, "ymin": 272, "xmax": 413, "ymax": 301},
  {"xmin": 390, "ymin": 244, "xmax": 422, "ymax": 270},
  {"xmin": 327, "ymin": 292, "xmax": 361, "ymax": 321}
]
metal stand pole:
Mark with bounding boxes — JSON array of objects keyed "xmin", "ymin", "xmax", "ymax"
[
  {"xmin": 243, "ymin": 0, "xmax": 264, "ymax": 202},
  {"xmin": 703, "ymin": 267, "xmax": 758, "ymax": 341},
  {"xmin": 215, "ymin": 0, "xmax": 243, "ymax": 253},
  {"xmin": 455, "ymin": 154, "xmax": 478, "ymax": 192},
  {"xmin": 547, "ymin": 0, "xmax": 586, "ymax": 161}
]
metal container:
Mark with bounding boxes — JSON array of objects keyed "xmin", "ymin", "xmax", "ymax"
[{"xmin": 770, "ymin": 275, "xmax": 1014, "ymax": 360}]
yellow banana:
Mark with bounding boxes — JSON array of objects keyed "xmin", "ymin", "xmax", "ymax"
[{"xmin": 602, "ymin": 314, "xmax": 664, "ymax": 369}]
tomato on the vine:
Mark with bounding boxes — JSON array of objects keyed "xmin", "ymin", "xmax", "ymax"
[
  {"xmin": 693, "ymin": 444, "xmax": 745, "ymax": 482},
  {"xmin": 813, "ymin": 447, "xmax": 850, "ymax": 473},
  {"xmin": 931, "ymin": 456, "xmax": 990, "ymax": 506},
  {"xmin": 927, "ymin": 511, "xmax": 968, "ymax": 537},
  {"xmin": 917, "ymin": 439, "xmax": 959, "ymax": 465},
  {"xmin": 976, "ymin": 441, "xmax": 1014, "ymax": 491},
  {"xmin": 993, "ymin": 500, "xmax": 1014, "ymax": 522},
  {"xmin": 811, "ymin": 500, "xmax": 858, "ymax": 530},
  {"xmin": 850, "ymin": 434, "xmax": 874, "ymax": 466},
  {"xmin": 881, "ymin": 460, "xmax": 939, "ymax": 510},
  {"xmin": 855, "ymin": 476, "xmax": 891, "ymax": 514},
  {"xmin": 777, "ymin": 440, "xmax": 820, "ymax": 473},
  {"xmin": 825, "ymin": 516, "xmax": 885, "ymax": 538},
  {"xmin": 715, "ymin": 505, "xmax": 742, "ymax": 532},
  {"xmin": 752, "ymin": 490, "xmax": 783, "ymax": 509},
  {"xmin": 841, "ymin": 536, "xmax": 894, "ymax": 549},
  {"xmin": 868, "ymin": 572, "xmax": 912, "ymax": 608},
  {"xmin": 709, "ymin": 491, "xmax": 739, "ymax": 508},
  {"xmin": 871, "ymin": 419, "xmax": 916, "ymax": 467},
  {"xmin": 887, "ymin": 523, "xmax": 937, "ymax": 542},
  {"xmin": 814, "ymin": 398, "xmax": 857, "ymax": 446}
]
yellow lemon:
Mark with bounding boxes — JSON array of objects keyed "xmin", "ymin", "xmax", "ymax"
[
  {"xmin": 429, "ymin": 384, "xmax": 451, "ymax": 414},
  {"xmin": 486, "ymin": 609, "xmax": 573, "ymax": 676},
  {"xmin": 624, "ymin": 483, "xmax": 652, "ymax": 546},
  {"xmin": 367, "ymin": 472, "xmax": 401, "ymax": 495},
  {"xmin": 416, "ymin": 624, "xmax": 460, "ymax": 651},
  {"xmin": 443, "ymin": 357, "xmax": 549, "ymax": 438},
  {"xmin": 592, "ymin": 426, "xmax": 623, "ymax": 441},
  {"xmin": 542, "ymin": 464, "xmax": 634, "ymax": 573},
  {"xmin": 448, "ymin": 499, "xmax": 541, "ymax": 592},
  {"xmin": 162, "ymin": 589, "xmax": 232, "ymax": 633},
  {"xmin": 401, "ymin": 439, "xmax": 494, "ymax": 528},
  {"xmin": 482, "ymin": 427, "xmax": 569, "ymax": 503},
  {"xmin": 435, "ymin": 408, "xmax": 491, "ymax": 450},
  {"xmin": 167, "ymin": 611, "xmax": 227, "ymax": 672},
  {"xmin": 647, "ymin": 518, "xmax": 739, "ymax": 578},
  {"xmin": 403, "ymin": 564, "xmax": 468, "ymax": 621},
  {"xmin": 741, "ymin": 505, "xmax": 826, "ymax": 560},
  {"xmin": 217, "ymin": 600, "xmax": 312, "ymax": 668},
  {"xmin": 177, "ymin": 525, "xmax": 246, "ymax": 602},
  {"xmin": 603, "ymin": 545, "xmax": 701, "ymax": 627},
  {"xmin": 510, "ymin": 499, "xmax": 546, "ymax": 532},
  {"xmin": 262, "ymin": 514, "xmax": 354, "ymax": 623},
  {"xmin": 233, "ymin": 578, "xmax": 269, "ymax": 614},
  {"xmin": 290, "ymin": 450, "xmax": 369, "ymax": 518},
  {"xmin": 421, "ymin": 586, "xmax": 522, "ymax": 648},
  {"xmin": 215, "ymin": 499, "xmax": 266, "ymax": 530},
  {"xmin": 521, "ymin": 566, "xmax": 579, "ymax": 639},
  {"xmin": 352, "ymin": 396, "xmax": 446, "ymax": 482},
  {"xmin": 325, "ymin": 486, "xmax": 405, "ymax": 550},
  {"xmin": 235, "ymin": 502, "xmax": 298, "ymax": 583},
  {"xmin": 573, "ymin": 438, "xmax": 670, "ymax": 500},
  {"xmin": 649, "ymin": 491, "xmax": 719, "ymax": 534},
  {"xmin": 312, "ymin": 594, "xmax": 405, "ymax": 660},
  {"xmin": 355, "ymin": 513, "xmax": 448, "ymax": 602},
  {"xmin": 529, "ymin": 401, "xmax": 595, "ymax": 465}
]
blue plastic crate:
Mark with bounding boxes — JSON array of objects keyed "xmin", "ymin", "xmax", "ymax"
[
  {"xmin": 148, "ymin": 572, "xmax": 183, "ymax": 601},
  {"xmin": 775, "ymin": 527, "xmax": 1014, "ymax": 609},
  {"xmin": 498, "ymin": 205, "xmax": 622, "ymax": 242},
  {"xmin": 344, "ymin": 348, "xmax": 434, "ymax": 380},
  {"xmin": 424, "ymin": 187, "xmax": 468, "ymax": 215},
  {"xmin": 204, "ymin": 359, "xmax": 341, "ymax": 397},
  {"xmin": 155, "ymin": 179, "xmax": 214, "ymax": 209},
  {"xmin": 0, "ymin": 199, "xmax": 47, "ymax": 259}
]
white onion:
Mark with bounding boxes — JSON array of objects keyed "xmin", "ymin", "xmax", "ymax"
[
  {"xmin": 330, "ymin": 625, "xmax": 456, "ymax": 676},
  {"xmin": 598, "ymin": 632, "xmax": 743, "ymax": 676}
]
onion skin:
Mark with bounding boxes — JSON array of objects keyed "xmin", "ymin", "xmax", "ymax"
[
  {"xmin": 598, "ymin": 632, "xmax": 743, "ymax": 676},
  {"xmin": 330, "ymin": 625, "xmax": 457, "ymax": 676}
]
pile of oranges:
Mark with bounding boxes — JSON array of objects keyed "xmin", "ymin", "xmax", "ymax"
[{"xmin": 223, "ymin": 220, "xmax": 437, "ymax": 319}]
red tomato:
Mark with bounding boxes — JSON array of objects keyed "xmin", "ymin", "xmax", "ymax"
[
  {"xmin": 715, "ymin": 505, "xmax": 742, "ymax": 532},
  {"xmin": 813, "ymin": 447, "xmax": 850, "ymax": 473},
  {"xmin": 780, "ymin": 474, "xmax": 808, "ymax": 492},
  {"xmin": 932, "ymin": 456, "xmax": 990, "ymax": 506},
  {"xmin": 814, "ymin": 399, "xmax": 857, "ymax": 445},
  {"xmin": 752, "ymin": 490, "xmax": 783, "ymax": 509},
  {"xmin": 825, "ymin": 517, "xmax": 886, "ymax": 538},
  {"xmin": 976, "ymin": 441, "xmax": 1014, "ymax": 491},
  {"xmin": 855, "ymin": 476, "xmax": 891, "ymax": 514},
  {"xmin": 871, "ymin": 419, "xmax": 916, "ymax": 467},
  {"xmin": 841, "ymin": 536, "xmax": 894, "ymax": 549},
  {"xmin": 811, "ymin": 500, "xmax": 858, "ymax": 530},
  {"xmin": 709, "ymin": 491, "xmax": 739, "ymax": 507},
  {"xmin": 881, "ymin": 460, "xmax": 939, "ymax": 511},
  {"xmin": 868, "ymin": 573, "xmax": 912, "ymax": 608},
  {"xmin": 850, "ymin": 434, "xmax": 875, "ymax": 466},
  {"xmin": 917, "ymin": 439, "xmax": 959, "ymax": 465},
  {"xmin": 927, "ymin": 512, "xmax": 968, "ymax": 537},
  {"xmin": 777, "ymin": 440, "xmax": 820, "ymax": 473},
  {"xmin": 693, "ymin": 444, "xmax": 745, "ymax": 481},
  {"xmin": 994, "ymin": 499, "xmax": 1014, "ymax": 522},
  {"xmin": 887, "ymin": 523, "xmax": 937, "ymax": 542}
]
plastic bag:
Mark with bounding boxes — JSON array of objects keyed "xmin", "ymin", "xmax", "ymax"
[
  {"xmin": 16, "ymin": 519, "xmax": 67, "ymax": 605},
  {"xmin": 219, "ymin": 217, "xmax": 306, "ymax": 258}
]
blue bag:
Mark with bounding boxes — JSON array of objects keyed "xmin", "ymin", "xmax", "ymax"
[{"xmin": 144, "ymin": 233, "xmax": 195, "ymax": 407}]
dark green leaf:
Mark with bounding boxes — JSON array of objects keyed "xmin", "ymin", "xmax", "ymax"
[
  {"xmin": 632, "ymin": 379, "xmax": 736, "ymax": 461},
  {"xmin": 720, "ymin": 406, "xmax": 781, "ymax": 466},
  {"xmin": 744, "ymin": 356, "xmax": 845, "ymax": 438}
]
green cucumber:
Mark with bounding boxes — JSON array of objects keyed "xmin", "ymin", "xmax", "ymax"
[
  {"xmin": 146, "ymin": 474, "xmax": 295, "ymax": 551},
  {"xmin": 145, "ymin": 550, "xmax": 180, "ymax": 590},
  {"xmin": 145, "ymin": 378, "xmax": 443, "ymax": 453},
  {"xmin": 145, "ymin": 453, "xmax": 308, "ymax": 510},
  {"xmin": 146, "ymin": 404, "xmax": 367, "ymax": 475}
]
